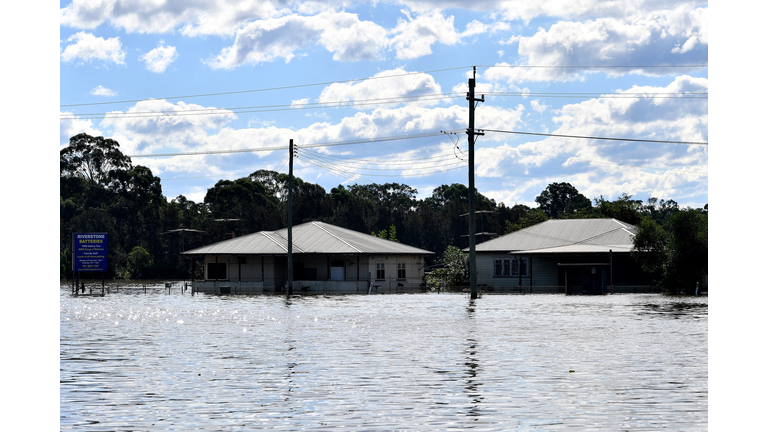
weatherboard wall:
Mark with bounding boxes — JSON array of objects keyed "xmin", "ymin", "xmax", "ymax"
[{"xmin": 476, "ymin": 254, "xmax": 560, "ymax": 292}]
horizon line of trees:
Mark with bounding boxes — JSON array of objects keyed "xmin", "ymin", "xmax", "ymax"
[{"xmin": 61, "ymin": 133, "xmax": 707, "ymax": 293}]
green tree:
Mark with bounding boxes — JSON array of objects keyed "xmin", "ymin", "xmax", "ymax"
[
  {"xmin": 371, "ymin": 224, "xmax": 399, "ymax": 242},
  {"xmin": 632, "ymin": 209, "xmax": 708, "ymax": 294},
  {"xmin": 639, "ymin": 197, "xmax": 681, "ymax": 226},
  {"xmin": 591, "ymin": 193, "xmax": 644, "ymax": 225},
  {"xmin": 426, "ymin": 246, "xmax": 469, "ymax": 289},
  {"xmin": 504, "ymin": 208, "xmax": 549, "ymax": 234},
  {"xmin": 60, "ymin": 133, "xmax": 132, "ymax": 189},
  {"xmin": 535, "ymin": 182, "xmax": 592, "ymax": 218},
  {"xmin": 126, "ymin": 246, "xmax": 152, "ymax": 279}
]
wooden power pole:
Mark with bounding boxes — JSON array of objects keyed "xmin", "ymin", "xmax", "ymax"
[
  {"xmin": 467, "ymin": 67, "xmax": 484, "ymax": 299},
  {"xmin": 287, "ymin": 139, "xmax": 294, "ymax": 296}
]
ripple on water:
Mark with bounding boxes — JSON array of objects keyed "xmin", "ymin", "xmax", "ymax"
[{"xmin": 60, "ymin": 286, "xmax": 707, "ymax": 431}]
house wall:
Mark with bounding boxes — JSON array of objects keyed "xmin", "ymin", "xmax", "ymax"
[
  {"xmin": 476, "ymin": 253, "xmax": 559, "ymax": 293},
  {"xmin": 476, "ymin": 252, "xmax": 653, "ymax": 294},
  {"xmin": 199, "ymin": 254, "xmax": 428, "ymax": 294},
  {"xmin": 366, "ymin": 255, "xmax": 425, "ymax": 290}
]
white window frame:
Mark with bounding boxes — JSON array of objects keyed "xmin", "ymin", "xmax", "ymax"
[
  {"xmin": 397, "ymin": 262, "xmax": 406, "ymax": 280},
  {"xmin": 376, "ymin": 263, "xmax": 386, "ymax": 281}
]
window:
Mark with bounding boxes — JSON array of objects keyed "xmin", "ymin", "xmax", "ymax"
[
  {"xmin": 397, "ymin": 263, "xmax": 406, "ymax": 279},
  {"xmin": 495, "ymin": 259, "xmax": 511, "ymax": 277},
  {"xmin": 376, "ymin": 263, "xmax": 385, "ymax": 280},
  {"xmin": 207, "ymin": 262, "xmax": 227, "ymax": 280},
  {"xmin": 494, "ymin": 258, "xmax": 528, "ymax": 277}
]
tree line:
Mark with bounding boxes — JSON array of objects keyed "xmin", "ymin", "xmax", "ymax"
[{"xmin": 61, "ymin": 133, "xmax": 707, "ymax": 293}]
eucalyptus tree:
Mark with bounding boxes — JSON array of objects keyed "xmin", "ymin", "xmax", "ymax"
[{"xmin": 535, "ymin": 182, "xmax": 592, "ymax": 218}]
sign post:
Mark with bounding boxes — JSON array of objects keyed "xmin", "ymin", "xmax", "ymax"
[{"xmin": 73, "ymin": 233, "xmax": 108, "ymax": 295}]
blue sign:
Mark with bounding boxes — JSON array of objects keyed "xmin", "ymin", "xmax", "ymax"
[{"xmin": 73, "ymin": 233, "xmax": 108, "ymax": 272}]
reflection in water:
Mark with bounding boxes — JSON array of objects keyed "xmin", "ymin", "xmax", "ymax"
[
  {"xmin": 463, "ymin": 299, "xmax": 482, "ymax": 419},
  {"xmin": 637, "ymin": 301, "xmax": 708, "ymax": 319},
  {"xmin": 60, "ymin": 287, "xmax": 707, "ymax": 430}
]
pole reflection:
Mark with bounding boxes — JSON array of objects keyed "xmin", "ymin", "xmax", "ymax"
[{"xmin": 463, "ymin": 298, "xmax": 483, "ymax": 418}]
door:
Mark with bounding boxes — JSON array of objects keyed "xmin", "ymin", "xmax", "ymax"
[{"xmin": 330, "ymin": 266, "xmax": 345, "ymax": 281}]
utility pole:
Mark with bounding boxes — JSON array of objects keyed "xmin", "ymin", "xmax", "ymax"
[
  {"xmin": 467, "ymin": 67, "xmax": 484, "ymax": 299},
  {"xmin": 287, "ymin": 139, "xmax": 295, "ymax": 296}
]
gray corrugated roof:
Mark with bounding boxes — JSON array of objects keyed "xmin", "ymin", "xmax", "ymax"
[
  {"xmin": 472, "ymin": 218, "xmax": 636, "ymax": 253},
  {"xmin": 514, "ymin": 244, "xmax": 634, "ymax": 254},
  {"xmin": 183, "ymin": 221, "xmax": 433, "ymax": 255}
]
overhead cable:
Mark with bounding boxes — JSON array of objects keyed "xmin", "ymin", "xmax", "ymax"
[
  {"xmin": 60, "ymin": 66, "xmax": 473, "ymax": 108},
  {"xmin": 60, "ymin": 94, "xmax": 465, "ymax": 120},
  {"xmin": 61, "ymin": 63, "xmax": 708, "ymax": 108},
  {"xmin": 481, "ymin": 129, "xmax": 708, "ymax": 145},
  {"xmin": 475, "ymin": 144, "xmax": 708, "ymax": 175},
  {"xmin": 126, "ymin": 130, "xmax": 458, "ymax": 158}
]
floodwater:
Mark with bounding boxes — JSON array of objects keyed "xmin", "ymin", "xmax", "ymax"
[{"xmin": 60, "ymin": 284, "xmax": 708, "ymax": 431}]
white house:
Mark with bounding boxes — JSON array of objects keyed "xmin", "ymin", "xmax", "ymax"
[{"xmin": 183, "ymin": 221, "xmax": 433, "ymax": 294}]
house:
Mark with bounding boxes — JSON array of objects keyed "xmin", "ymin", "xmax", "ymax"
[
  {"xmin": 183, "ymin": 221, "xmax": 433, "ymax": 294},
  {"xmin": 470, "ymin": 218, "xmax": 654, "ymax": 294}
]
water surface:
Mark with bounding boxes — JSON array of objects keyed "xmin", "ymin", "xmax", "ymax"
[{"xmin": 60, "ymin": 285, "xmax": 707, "ymax": 430}]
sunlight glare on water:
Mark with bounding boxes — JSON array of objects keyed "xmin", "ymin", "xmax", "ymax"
[{"xmin": 60, "ymin": 285, "xmax": 707, "ymax": 430}]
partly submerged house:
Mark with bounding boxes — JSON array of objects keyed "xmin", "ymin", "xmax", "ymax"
[
  {"xmin": 471, "ymin": 218, "xmax": 654, "ymax": 294},
  {"xmin": 183, "ymin": 221, "xmax": 433, "ymax": 294}
]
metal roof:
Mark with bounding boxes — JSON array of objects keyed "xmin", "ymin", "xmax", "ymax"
[
  {"xmin": 512, "ymin": 244, "xmax": 634, "ymax": 254},
  {"xmin": 472, "ymin": 218, "xmax": 637, "ymax": 254},
  {"xmin": 183, "ymin": 221, "xmax": 433, "ymax": 256}
]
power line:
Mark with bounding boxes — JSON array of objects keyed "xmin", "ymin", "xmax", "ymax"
[
  {"xmin": 481, "ymin": 129, "xmax": 708, "ymax": 145},
  {"xmin": 298, "ymin": 148, "xmax": 466, "ymax": 178},
  {"xmin": 60, "ymin": 93, "xmax": 466, "ymax": 120},
  {"xmin": 60, "ymin": 66, "xmax": 473, "ymax": 108},
  {"xmin": 126, "ymin": 130, "xmax": 457, "ymax": 158},
  {"xmin": 299, "ymin": 155, "xmax": 375, "ymax": 185},
  {"xmin": 129, "ymin": 144, "xmax": 287, "ymax": 158},
  {"xmin": 61, "ymin": 91, "xmax": 706, "ymax": 120},
  {"xmin": 478, "ymin": 64, "xmax": 708, "ymax": 69},
  {"xmin": 63, "ymin": 93, "xmax": 466, "ymax": 117},
  {"xmin": 483, "ymin": 91, "xmax": 707, "ymax": 99},
  {"xmin": 296, "ymin": 147, "xmax": 467, "ymax": 169},
  {"xmin": 475, "ymin": 143, "xmax": 708, "ymax": 175},
  {"xmin": 61, "ymin": 64, "xmax": 708, "ymax": 109}
]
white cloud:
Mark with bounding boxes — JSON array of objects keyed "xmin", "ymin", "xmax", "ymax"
[
  {"xmin": 60, "ymin": 32, "xmax": 126, "ymax": 65},
  {"xmin": 484, "ymin": 6, "xmax": 707, "ymax": 83},
  {"xmin": 206, "ymin": 11, "xmax": 389, "ymax": 68},
  {"xmin": 530, "ymin": 99, "xmax": 548, "ymax": 113},
  {"xmin": 291, "ymin": 98, "xmax": 310, "ymax": 107},
  {"xmin": 389, "ymin": 10, "xmax": 462, "ymax": 59},
  {"xmin": 473, "ymin": 76, "xmax": 708, "ymax": 203},
  {"xmin": 318, "ymin": 68, "xmax": 443, "ymax": 109},
  {"xmin": 59, "ymin": 0, "xmax": 289, "ymax": 36},
  {"xmin": 91, "ymin": 98, "xmax": 520, "ymax": 183},
  {"xmin": 90, "ymin": 85, "xmax": 117, "ymax": 97},
  {"xmin": 140, "ymin": 41, "xmax": 178, "ymax": 73},
  {"xmin": 100, "ymin": 100, "xmax": 238, "ymax": 156},
  {"xmin": 207, "ymin": 9, "xmax": 492, "ymax": 67},
  {"xmin": 461, "ymin": 20, "xmax": 489, "ymax": 37},
  {"xmin": 60, "ymin": 112, "xmax": 103, "ymax": 146},
  {"xmin": 399, "ymin": 0, "xmax": 699, "ymax": 22}
]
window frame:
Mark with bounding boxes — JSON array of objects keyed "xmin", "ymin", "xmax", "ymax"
[
  {"xmin": 206, "ymin": 262, "xmax": 228, "ymax": 280},
  {"xmin": 376, "ymin": 262, "xmax": 386, "ymax": 281},
  {"xmin": 494, "ymin": 258, "xmax": 528, "ymax": 277},
  {"xmin": 397, "ymin": 262, "xmax": 406, "ymax": 280}
]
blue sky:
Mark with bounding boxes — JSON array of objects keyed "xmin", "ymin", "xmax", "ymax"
[{"xmin": 59, "ymin": 0, "xmax": 709, "ymax": 208}]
